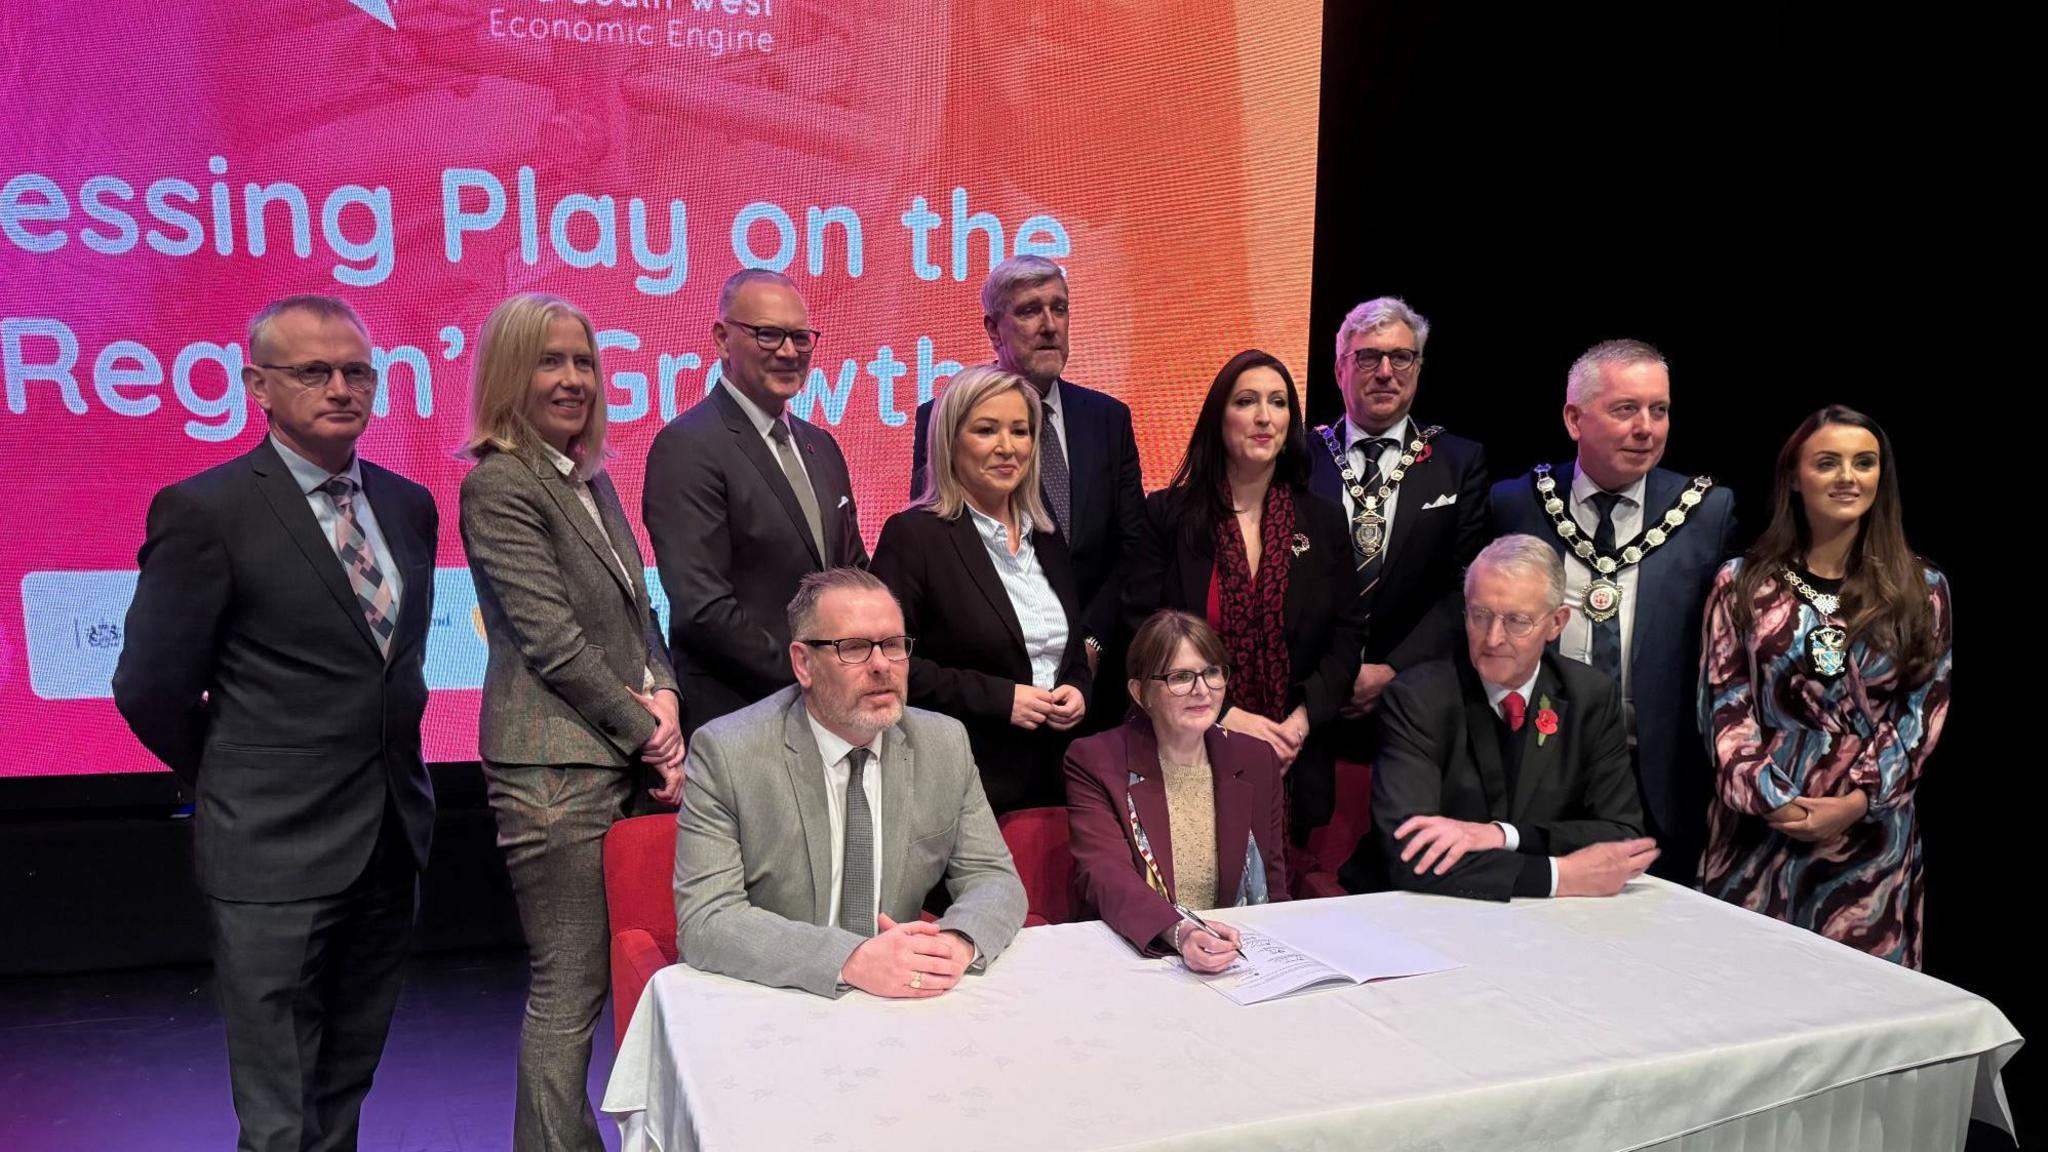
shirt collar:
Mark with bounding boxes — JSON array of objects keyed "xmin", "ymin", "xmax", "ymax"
[
  {"xmin": 1344, "ymin": 415, "xmax": 1411, "ymax": 454},
  {"xmin": 1571, "ymin": 464, "xmax": 1647, "ymax": 508},
  {"xmin": 271, "ymin": 432, "xmax": 362, "ymax": 495},
  {"xmin": 538, "ymin": 441, "xmax": 578, "ymax": 479},
  {"xmin": 1485, "ymin": 665, "xmax": 1543, "ymax": 714},
  {"xmin": 965, "ymin": 502, "xmax": 1030, "ymax": 555},
  {"xmin": 721, "ymin": 378, "xmax": 789, "ymax": 440},
  {"xmin": 806, "ymin": 707, "xmax": 884, "ymax": 773}
]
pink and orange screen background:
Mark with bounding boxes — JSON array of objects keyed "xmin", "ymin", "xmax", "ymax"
[{"xmin": 0, "ymin": 1, "xmax": 1322, "ymax": 775}]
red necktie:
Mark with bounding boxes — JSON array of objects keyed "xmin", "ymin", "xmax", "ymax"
[{"xmin": 1501, "ymin": 690, "xmax": 1527, "ymax": 733}]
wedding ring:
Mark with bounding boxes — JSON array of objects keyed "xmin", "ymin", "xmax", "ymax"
[{"xmin": 909, "ymin": 972, "xmax": 924, "ymax": 989}]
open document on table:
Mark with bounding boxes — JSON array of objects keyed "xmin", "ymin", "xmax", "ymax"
[{"xmin": 1186, "ymin": 904, "xmax": 1462, "ymax": 1005}]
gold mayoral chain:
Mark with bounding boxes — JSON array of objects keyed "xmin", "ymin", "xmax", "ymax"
[
  {"xmin": 1315, "ymin": 423, "xmax": 1442, "ymax": 562},
  {"xmin": 1780, "ymin": 568, "xmax": 1849, "ymax": 679},
  {"xmin": 1531, "ymin": 464, "xmax": 1715, "ymax": 624}
]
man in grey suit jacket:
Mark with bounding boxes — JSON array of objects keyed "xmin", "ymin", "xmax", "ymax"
[
  {"xmin": 644, "ymin": 269, "xmax": 868, "ymax": 736},
  {"xmin": 676, "ymin": 569, "xmax": 1028, "ymax": 998}
]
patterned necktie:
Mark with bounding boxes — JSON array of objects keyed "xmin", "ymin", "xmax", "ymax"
[
  {"xmin": 769, "ymin": 420, "xmax": 827, "ymax": 562},
  {"xmin": 1039, "ymin": 405, "xmax": 1073, "ymax": 537},
  {"xmin": 1350, "ymin": 437, "xmax": 1397, "ymax": 570},
  {"xmin": 319, "ymin": 476, "xmax": 395, "ymax": 657},
  {"xmin": 1588, "ymin": 491, "xmax": 1624, "ymax": 679},
  {"xmin": 837, "ymin": 747, "xmax": 876, "ymax": 938},
  {"xmin": 1501, "ymin": 690, "xmax": 1527, "ymax": 733}
]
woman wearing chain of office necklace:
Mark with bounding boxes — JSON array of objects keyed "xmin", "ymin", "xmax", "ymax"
[{"xmin": 1697, "ymin": 405, "xmax": 1951, "ymax": 968}]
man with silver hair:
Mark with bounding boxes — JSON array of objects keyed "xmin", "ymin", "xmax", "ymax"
[
  {"xmin": 1309, "ymin": 297, "xmax": 1490, "ymax": 755},
  {"xmin": 1336, "ymin": 535, "xmax": 1654, "ymax": 901},
  {"xmin": 1488, "ymin": 338, "xmax": 1737, "ymax": 885},
  {"xmin": 911, "ymin": 255, "xmax": 1145, "ymax": 713}
]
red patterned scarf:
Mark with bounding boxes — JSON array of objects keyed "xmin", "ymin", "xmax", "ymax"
[{"xmin": 1212, "ymin": 483, "xmax": 1295, "ymax": 721}]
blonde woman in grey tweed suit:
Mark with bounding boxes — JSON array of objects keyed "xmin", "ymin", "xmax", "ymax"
[{"xmin": 460, "ymin": 293, "xmax": 684, "ymax": 1152}]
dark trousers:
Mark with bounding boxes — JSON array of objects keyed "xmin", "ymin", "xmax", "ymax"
[{"xmin": 207, "ymin": 802, "xmax": 418, "ymax": 1152}]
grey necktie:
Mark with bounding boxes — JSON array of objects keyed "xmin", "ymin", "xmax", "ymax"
[
  {"xmin": 837, "ymin": 747, "xmax": 876, "ymax": 938},
  {"xmin": 1039, "ymin": 405, "xmax": 1073, "ymax": 537},
  {"xmin": 768, "ymin": 420, "xmax": 826, "ymax": 561}
]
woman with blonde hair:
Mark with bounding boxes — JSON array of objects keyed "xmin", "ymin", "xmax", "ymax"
[
  {"xmin": 870, "ymin": 364, "xmax": 1091, "ymax": 812},
  {"xmin": 459, "ymin": 292, "xmax": 682, "ymax": 1150}
]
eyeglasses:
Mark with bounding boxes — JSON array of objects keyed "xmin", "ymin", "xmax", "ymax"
[
  {"xmin": 1149, "ymin": 665, "xmax": 1229, "ymax": 696},
  {"xmin": 1348, "ymin": 347, "xmax": 1420, "ymax": 372},
  {"xmin": 802, "ymin": 635, "xmax": 914, "ymax": 664},
  {"xmin": 725, "ymin": 319, "xmax": 821, "ymax": 353},
  {"xmin": 1465, "ymin": 608, "xmax": 1542, "ymax": 638},
  {"xmin": 259, "ymin": 361, "xmax": 378, "ymax": 393}
]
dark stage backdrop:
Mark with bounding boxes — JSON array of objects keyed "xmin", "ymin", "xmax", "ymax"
[{"xmin": 1306, "ymin": 0, "xmax": 2029, "ymax": 1140}]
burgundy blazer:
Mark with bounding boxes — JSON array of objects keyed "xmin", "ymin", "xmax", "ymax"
[{"xmin": 1064, "ymin": 717, "xmax": 1288, "ymax": 955}]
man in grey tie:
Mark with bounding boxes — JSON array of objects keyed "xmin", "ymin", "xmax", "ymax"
[
  {"xmin": 910, "ymin": 256, "xmax": 1146, "ymax": 724},
  {"xmin": 674, "ymin": 568, "xmax": 1029, "ymax": 997},
  {"xmin": 645, "ymin": 269, "xmax": 869, "ymax": 736}
]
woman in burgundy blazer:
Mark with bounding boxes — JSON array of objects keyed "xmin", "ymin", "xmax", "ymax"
[{"xmin": 1065, "ymin": 611, "xmax": 1288, "ymax": 968}]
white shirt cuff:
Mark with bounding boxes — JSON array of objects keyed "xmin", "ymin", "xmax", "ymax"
[
  {"xmin": 1494, "ymin": 821, "xmax": 1520, "ymax": 852},
  {"xmin": 1547, "ymin": 858, "xmax": 1559, "ymax": 897}
]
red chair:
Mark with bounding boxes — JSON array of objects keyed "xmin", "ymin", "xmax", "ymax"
[
  {"xmin": 603, "ymin": 813, "xmax": 678, "ymax": 1047},
  {"xmin": 1295, "ymin": 759, "xmax": 1373, "ymax": 899},
  {"xmin": 997, "ymin": 806, "xmax": 1073, "ymax": 926}
]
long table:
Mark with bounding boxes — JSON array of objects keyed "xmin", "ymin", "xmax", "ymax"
[{"xmin": 603, "ymin": 878, "xmax": 2020, "ymax": 1151}]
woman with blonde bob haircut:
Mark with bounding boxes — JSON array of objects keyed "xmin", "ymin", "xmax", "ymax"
[
  {"xmin": 871, "ymin": 364, "xmax": 1092, "ymax": 812},
  {"xmin": 459, "ymin": 292, "xmax": 683, "ymax": 1152}
]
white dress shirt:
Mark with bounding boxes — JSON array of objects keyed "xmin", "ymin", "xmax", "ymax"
[
  {"xmin": 723, "ymin": 378, "xmax": 812, "ymax": 490},
  {"xmin": 539, "ymin": 443, "xmax": 656, "ymax": 692},
  {"xmin": 1558, "ymin": 467, "xmax": 1646, "ymax": 720},
  {"xmin": 807, "ymin": 713, "xmax": 884, "ymax": 931},
  {"xmin": 1039, "ymin": 379, "xmax": 1070, "ymax": 470},
  {"xmin": 1483, "ymin": 666, "xmax": 1558, "ymax": 897},
  {"xmin": 270, "ymin": 433, "xmax": 403, "ymax": 612},
  {"xmin": 966, "ymin": 504, "xmax": 1070, "ymax": 691},
  {"xmin": 1336, "ymin": 415, "xmax": 1413, "ymax": 543}
]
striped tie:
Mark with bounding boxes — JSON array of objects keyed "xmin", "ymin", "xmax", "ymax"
[{"xmin": 320, "ymin": 476, "xmax": 396, "ymax": 657}]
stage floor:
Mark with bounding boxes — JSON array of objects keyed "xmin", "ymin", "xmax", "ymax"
[{"xmin": 0, "ymin": 947, "xmax": 620, "ymax": 1151}]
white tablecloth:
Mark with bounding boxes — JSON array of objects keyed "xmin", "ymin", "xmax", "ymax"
[{"xmin": 603, "ymin": 878, "xmax": 2020, "ymax": 1152}]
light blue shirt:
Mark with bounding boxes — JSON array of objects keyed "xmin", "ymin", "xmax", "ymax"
[
  {"xmin": 270, "ymin": 434, "xmax": 403, "ymax": 613},
  {"xmin": 965, "ymin": 504, "xmax": 1069, "ymax": 691}
]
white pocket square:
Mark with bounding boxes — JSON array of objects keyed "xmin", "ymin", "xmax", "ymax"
[
  {"xmin": 1420, "ymin": 493, "xmax": 1457, "ymax": 510},
  {"xmin": 837, "ymin": 495, "xmax": 851, "ymax": 509}
]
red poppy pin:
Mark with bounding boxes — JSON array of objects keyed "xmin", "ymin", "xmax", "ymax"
[
  {"xmin": 1414, "ymin": 443, "xmax": 1433, "ymax": 464},
  {"xmin": 1534, "ymin": 695, "xmax": 1559, "ymax": 745}
]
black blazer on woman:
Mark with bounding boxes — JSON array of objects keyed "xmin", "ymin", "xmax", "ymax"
[
  {"xmin": 1122, "ymin": 485, "xmax": 1366, "ymax": 836},
  {"xmin": 870, "ymin": 507, "xmax": 1094, "ymax": 813}
]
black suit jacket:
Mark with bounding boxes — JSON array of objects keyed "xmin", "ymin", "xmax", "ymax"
[
  {"xmin": 1489, "ymin": 463, "xmax": 1737, "ymax": 880},
  {"xmin": 1122, "ymin": 485, "xmax": 1366, "ymax": 834},
  {"xmin": 112, "ymin": 437, "xmax": 438, "ymax": 903},
  {"xmin": 644, "ymin": 385, "xmax": 869, "ymax": 734},
  {"xmin": 911, "ymin": 378, "xmax": 1145, "ymax": 647},
  {"xmin": 1339, "ymin": 651, "xmax": 1646, "ymax": 901},
  {"xmin": 1306, "ymin": 421, "xmax": 1490, "ymax": 669},
  {"xmin": 869, "ymin": 507, "xmax": 1092, "ymax": 813}
]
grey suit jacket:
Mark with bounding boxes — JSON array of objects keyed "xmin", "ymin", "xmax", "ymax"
[
  {"xmin": 461, "ymin": 446, "xmax": 679, "ymax": 767},
  {"xmin": 675, "ymin": 686, "xmax": 1029, "ymax": 997}
]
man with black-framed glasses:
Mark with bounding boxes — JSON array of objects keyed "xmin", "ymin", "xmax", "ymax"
[
  {"xmin": 645, "ymin": 268, "xmax": 870, "ymax": 736},
  {"xmin": 114, "ymin": 294, "xmax": 438, "ymax": 1151},
  {"xmin": 1310, "ymin": 297, "xmax": 1491, "ymax": 803},
  {"xmin": 1335, "ymin": 535, "xmax": 1653, "ymax": 902},
  {"xmin": 674, "ymin": 568, "xmax": 1027, "ymax": 997}
]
